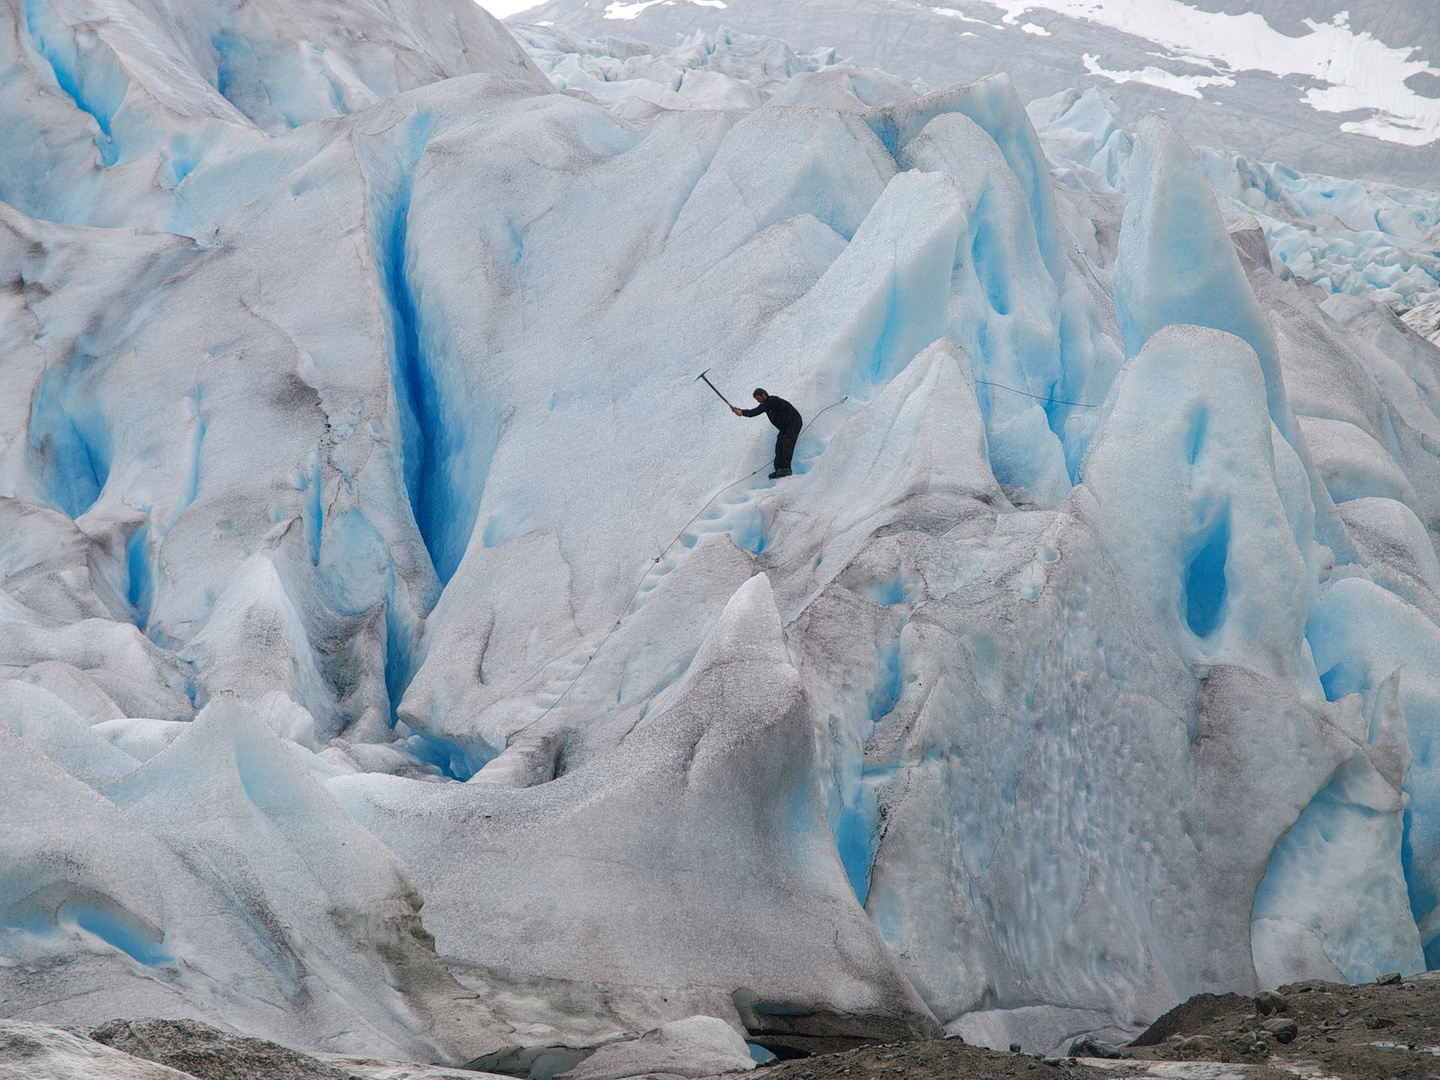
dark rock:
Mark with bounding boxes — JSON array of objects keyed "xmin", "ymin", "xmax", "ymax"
[
  {"xmin": 1377, "ymin": 973, "xmax": 1403, "ymax": 986},
  {"xmin": 1068, "ymin": 1038, "xmax": 1123, "ymax": 1059},
  {"xmin": 91, "ymin": 1019, "xmax": 359, "ymax": 1080},
  {"xmin": 1366, "ymin": 1017, "xmax": 1397, "ymax": 1030},
  {"xmin": 1176, "ymin": 1036, "xmax": 1223, "ymax": 1061},
  {"xmin": 1010, "ymin": 1044, "xmax": 1023, "ymax": 1054},
  {"xmin": 731, "ymin": 992, "xmax": 943, "ymax": 1044},
  {"xmin": 1129, "ymin": 994, "xmax": 1253, "ymax": 1047},
  {"xmin": 1229, "ymin": 221, "xmax": 1273, "ymax": 272},
  {"xmin": 1254, "ymin": 991, "xmax": 1287, "ymax": 1016},
  {"xmin": 746, "ymin": 1035, "xmax": 882, "ymax": 1059},
  {"xmin": 1261, "ymin": 1018, "xmax": 1297, "ymax": 1044}
]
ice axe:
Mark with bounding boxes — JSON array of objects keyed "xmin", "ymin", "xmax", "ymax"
[{"xmin": 696, "ymin": 369, "xmax": 738, "ymax": 411}]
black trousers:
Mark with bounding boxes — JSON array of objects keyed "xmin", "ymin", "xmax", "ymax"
[{"xmin": 774, "ymin": 421, "xmax": 801, "ymax": 471}]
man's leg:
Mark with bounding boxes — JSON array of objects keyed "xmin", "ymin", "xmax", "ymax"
[{"xmin": 774, "ymin": 423, "xmax": 800, "ymax": 473}]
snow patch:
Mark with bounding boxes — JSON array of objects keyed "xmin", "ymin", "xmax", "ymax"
[
  {"xmin": 988, "ymin": 0, "xmax": 1440, "ymax": 145},
  {"xmin": 1082, "ymin": 53, "xmax": 1233, "ymax": 100},
  {"xmin": 603, "ymin": 0, "xmax": 726, "ymax": 20}
]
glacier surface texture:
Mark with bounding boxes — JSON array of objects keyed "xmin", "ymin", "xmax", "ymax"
[{"xmin": 2, "ymin": 0, "xmax": 1440, "ymax": 1066}]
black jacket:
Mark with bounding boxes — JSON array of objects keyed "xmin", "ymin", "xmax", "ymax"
[{"xmin": 741, "ymin": 395, "xmax": 802, "ymax": 430}]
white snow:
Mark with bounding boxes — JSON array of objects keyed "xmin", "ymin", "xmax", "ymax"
[
  {"xmin": 927, "ymin": 7, "xmax": 1001, "ymax": 28},
  {"xmin": 1082, "ymin": 53, "xmax": 1233, "ymax": 99},
  {"xmin": 603, "ymin": 0, "xmax": 726, "ymax": 21}
]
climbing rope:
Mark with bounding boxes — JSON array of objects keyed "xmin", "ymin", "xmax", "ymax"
[{"xmin": 973, "ymin": 378, "xmax": 1100, "ymax": 409}]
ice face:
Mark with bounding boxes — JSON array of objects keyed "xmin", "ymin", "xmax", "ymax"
[
  {"xmin": 333, "ymin": 574, "xmax": 943, "ymax": 1044},
  {"xmin": 1113, "ymin": 118, "xmax": 1290, "ymax": 435},
  {"xmin": 1306, "ymin": 579, "xmax": 1440, "ymax": 967},
  {"xmin": 0, "ymin": 696, "xmax": 510, "ymax": 1063},
  {"xmin": 4, "ymin": 0, "xmax": 1440, "ymax": 1063}
]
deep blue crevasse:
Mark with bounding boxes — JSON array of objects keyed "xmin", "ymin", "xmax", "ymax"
[
  {"xmin": 833, "ymin": 641, "xmax": 905, "ymax": 905},
  {"xmin": 126, "ymin": 523, "xmax": 153, "ymax": 629},
  {"xmin": 375, "ymin": 113, "xmax": 485, "ymax": 587},
  {"xmin": 31, "ymin": 356, "xmax": 112, "ymax": 519},
  {"xmin": 22, "ymin": 0, "xmax": 124, "ymax": 165},
  {"xmin": 1184, "ymin": 507, "xmax": 1230, "ymax": 639}
]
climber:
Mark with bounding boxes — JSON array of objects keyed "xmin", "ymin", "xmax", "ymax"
[{"xmin": 733, "ymin": 388, "xmax": 802, "ymax": 479}]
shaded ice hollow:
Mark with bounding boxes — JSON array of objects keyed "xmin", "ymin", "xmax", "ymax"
[{"xmin": 1, "ymin": 0, "xmax": 1440, "ymax": 1066}]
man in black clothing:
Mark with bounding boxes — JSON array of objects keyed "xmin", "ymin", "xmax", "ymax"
[{"xmin": 733, "ymin": 388, "xmax": 802, "ymax": 479}]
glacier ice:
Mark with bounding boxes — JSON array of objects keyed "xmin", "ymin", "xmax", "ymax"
[
  {"xmin": 3, "ymin": 0, "xmax": 1440, "ymax": 1066},
  {"xmin": 513, "ymin": 24, "xmax": 845, "ymax": 117},
  {"xmin": 0, "ymin": 694, "xmax": 510, "ymax": 1062},
  {"xmin": 511, "ymin": 0, "xmax": 1440, "ymax": 190},
  {"xmin": 1029, "ymin": 85, "xmax": 1440, "ymax": 314},
  {"xmin": 331, "ymin": 573, "xmax": 942, "ymax": 1045},
  {"xmin": 1082, "ymin": 324, "xmax": 1316, "ymax": 682}
]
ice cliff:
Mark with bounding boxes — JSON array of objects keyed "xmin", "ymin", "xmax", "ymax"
[{"xmin": 3, "ymin": 0, "xmax": 1440, "ymax": 1066}]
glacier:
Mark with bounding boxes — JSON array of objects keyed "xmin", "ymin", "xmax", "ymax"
[
  {"xmin": 507, "ymin": 0, "xmax": 1440, "ymax": 189},
  {"xmin": 2, "ymin": 0, "xmax": 1440, "ymax": 1068}
]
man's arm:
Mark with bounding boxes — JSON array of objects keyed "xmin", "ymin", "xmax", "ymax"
[{"xmin": 735, "ymin": 403, "xmax": 765, "ymax": 417}]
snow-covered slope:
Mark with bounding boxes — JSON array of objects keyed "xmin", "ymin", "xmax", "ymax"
[{"xmin": 4, "ymin": 0, "xmax": 1440, "ymax": 1066}]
